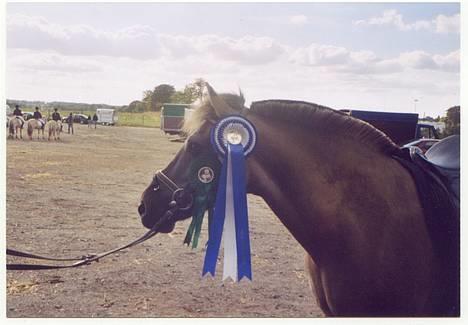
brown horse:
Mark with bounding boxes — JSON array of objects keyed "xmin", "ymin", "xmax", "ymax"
[
  {"xmin": 27, "ymin": 119, "xmax": 46, "ymax": 140},
  {"xmin": 8, "ymin": 116, "xmax": 24, "ymax": 139},
  {"xmin": 46, "ymin": 120, "xmax": 62, "ymax": 140},
  {"xmin": 139, "ymin": 84, "xmax": 459, "ymax": 317}
]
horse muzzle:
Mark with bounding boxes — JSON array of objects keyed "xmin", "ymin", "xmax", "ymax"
[
  {"xmin": 138, "ymin": 187, "xmax": 194, "ymax": 233},
  {"xmin": 138, "ymin": 201, "xmax": 176, "ymax": 233}
]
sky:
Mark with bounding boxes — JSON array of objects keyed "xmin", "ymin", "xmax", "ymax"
[{"xmin": 5, "ymin": 2, "xmax": 461, "ymax": 117}]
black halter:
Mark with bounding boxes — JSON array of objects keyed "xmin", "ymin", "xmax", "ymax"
[
  {"xmin": 155, "ymin": 170, "xmax": 194, "ymax": 211},
  {"xmin": 6, "ymin": 171, "xmax": 192, "ymax": 270}
]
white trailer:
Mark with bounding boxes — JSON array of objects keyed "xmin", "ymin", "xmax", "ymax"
[{"xmin": 96, "ymin": 108, "xmax": 117, "ymax": 125}]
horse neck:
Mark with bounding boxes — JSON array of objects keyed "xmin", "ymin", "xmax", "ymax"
[{"xmin": 245, "ymin": 114, "xmax": 399, "ymax": 264}]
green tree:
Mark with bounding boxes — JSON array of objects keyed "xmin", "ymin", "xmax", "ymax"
[
  {"xmin": 170, "ymin": 90, "xmax": 191, "ymax": 104},
  {"xmin": 169, "ymin": 78, "xmax": 206, "ymax": 104},
  {"xmin": 191, "ymin": 78, "xmax": 205, "ymax": 103},
  {"xmin": 142, "ymin": 90, "xmax": 153, "ymax": 111},
  {"xmin": 127, "ymin": 100, "xmax": 146, "ymax": 112},
  {"xmin": 443, "ymin": 106, "xmax": 460, "ymax": 137},
  {"xmin": 151, "ymin": 84, "xmax": 175, "ymax": 111}
]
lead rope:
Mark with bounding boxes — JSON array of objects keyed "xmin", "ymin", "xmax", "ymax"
[{"xmin": 6, "ymin": 202, "xmax": 179, "ymax": 271}]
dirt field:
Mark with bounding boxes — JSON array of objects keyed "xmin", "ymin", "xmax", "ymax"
[{"xmin": 6, "ymin": 124, "xmax": 323, "ymax": 318}]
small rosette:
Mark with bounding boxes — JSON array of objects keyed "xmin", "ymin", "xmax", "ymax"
[{"xmin": 211, "ymin": 115, "xmax": 257, "ymax": 157}]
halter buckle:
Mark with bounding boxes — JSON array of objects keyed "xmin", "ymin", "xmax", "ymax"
[{"xmin": 172, "ymin": 188, "xmax": 193, "ymax": 211}]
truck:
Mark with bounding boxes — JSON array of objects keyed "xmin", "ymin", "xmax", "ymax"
[
  {"xmin": 341, "ymin": 109, "xmax": 439, "ymax": 146},
  {"xmin": 96, "ymin": 108, "xmax": 117, "ymax": 126},
  {"xmin": 160, "ymin": 103, "xmax": 194, "ymax": 135}
]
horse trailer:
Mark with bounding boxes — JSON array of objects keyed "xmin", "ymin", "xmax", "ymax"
[
  {"xmin": 160, "ymin": 103, "xmax": 194, "ymax": 134},
  {"xmin": 96, "ymin": 108, "xmax": 117, "ymax": 126},
  {"xmin": 341, "ymin": 109, "xmax": 439, "ymax": 146}
]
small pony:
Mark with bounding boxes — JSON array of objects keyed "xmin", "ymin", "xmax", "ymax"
[
  {"xmin": 27, "ymin": 119, "xmax": 47, "ymax": 140},
  {"xmin": 46, "ymin": 120, "xmax": 62, "ymax": 141},
  {"xmin": 8, "ymin": 116, "xmax": 24, "ymax": 139}
]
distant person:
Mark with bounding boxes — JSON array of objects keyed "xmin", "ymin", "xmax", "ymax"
[
  {"xmin": 87, "ymin": 115, "xmax": 91, "ymax": 128},
  {"xmin": 51, "ymin": 108, "xmax": 61, "ymax": 121},
  {"xmin": 92, "ymin": 113, "xmax": 98, "ymax": 129},
  {"xmin": 33, "ymin": 107, "xmax": 46, "ymax": 129},
  {"xmin": 13, "ymin": 105, "xmax": 25, "ymax": 128},
  {"xmin": 51, "ymin": 108, "xmax": 63, "ymax": 132},
  {"xmin": 67, "ymin": 112, "xmax": 74, "ymax": 135}
]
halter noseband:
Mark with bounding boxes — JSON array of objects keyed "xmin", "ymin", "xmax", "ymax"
[{"xmin": 155, "ymin": 170, "xmax": 193, "ymax": 211}]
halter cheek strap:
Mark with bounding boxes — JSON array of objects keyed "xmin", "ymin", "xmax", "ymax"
[
  {"xmin": 155, "ymin": 171, "xmax": 193, "ymax": 211},
  {"xmin": 155, "ymin": 170, "xmax": 180, "ymax": 192}
]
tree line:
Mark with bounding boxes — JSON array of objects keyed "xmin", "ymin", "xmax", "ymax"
[
  {"xmin": 442, "ymin": 106, "xmax": 460, "ymax": 137},
  {"xmin": 124, "ymin": 78, "xmax": 205, "ymax": 112}
]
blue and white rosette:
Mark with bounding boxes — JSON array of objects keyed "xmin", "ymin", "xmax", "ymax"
[{"xmin": 202, "ymin": 115, "xmax": 257, "ymax": 282}]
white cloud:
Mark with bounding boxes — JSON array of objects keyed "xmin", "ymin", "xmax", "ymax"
[
  {"xmin": 432, "ymin": 50, "xmax": 460, "ymax": 72},
  {"xmin": 8, "ymin": 49, "xmax": 103, "ymax": 73},
  {"xmin": 289, "ymin": 44, "xmax": 349, "ymax": 67},
  {"xmin": 397, "ymin": 51, "xmax": 439, "ymax": 70},
  {"xmin": 289, "ymin": 15, "xmax": 309, "ymax": 25},
  {"xmin": 158, "ymin": 34, "xmax": 285, "ymax": 65},
  {"xmin": 7, "ymin": 13, "xmax": 160, "ymax": 59},
  {"xmin": 7, "ymin": 13, "xmax": 286, "ymax": 64},
  {"xmin": 433, "ymin": 14, "xmax": 460, "ymax": 34},
  {"xmin": 353, "ymin": 10, "xmax": 459, "ymax": 33},
  {"xmin": 394, "ymin": 50, "xmax": 460, "ymax": 72},
  {"xmin": 289, "ymin": 43, "xmax": 459, "ymax": 74}
]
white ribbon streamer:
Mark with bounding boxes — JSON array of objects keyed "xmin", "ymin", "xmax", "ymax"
[{"xmin": 223, "ymin": 145, "xmax": 238, "ymax": 281}]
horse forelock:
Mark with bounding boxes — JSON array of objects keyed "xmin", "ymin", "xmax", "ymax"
[
  {"xmin": 182, "ymin": 93, "xmax": 246, "ymax": 136},
  {"xmin": 250, "ymin": 100, "xmax": 400, "ymax": 155}
]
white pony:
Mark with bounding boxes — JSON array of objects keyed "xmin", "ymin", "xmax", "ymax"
[
  {"xmin": 27, "ymin": 119, "xmax": 47, "ymax": 140},
  {"xmin": 8, "ymin": 116, "xmax": 24, "ymax": 139},
  {"xmin": 46, "ymin": 120, "xmax": 62, "ymax": 140}
]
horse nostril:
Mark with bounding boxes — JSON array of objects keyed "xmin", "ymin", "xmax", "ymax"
[{"xmin": 138, "ymin": 202, "xmax": 146, "ymax": 216}]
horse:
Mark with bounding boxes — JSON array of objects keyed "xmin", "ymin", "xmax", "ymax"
[
  {"xmin": 46, "ymin": 120, "xmax": 62, "ymax": 141},
  {"xmin": 138, "ymin": 84, "xmax": 459, "ymax": 317},
  {"xmin": 27, "ymin": 118, "xmax": 46, "ymax": 140},
  {"xmin": 8, "ymin": 116, "xmax": 24, "ymax": 139}
]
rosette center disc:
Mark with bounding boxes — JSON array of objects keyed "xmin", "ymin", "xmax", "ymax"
[{"xmin": 212, "ymin": 116, "xmax": 257, "ymax": 157}]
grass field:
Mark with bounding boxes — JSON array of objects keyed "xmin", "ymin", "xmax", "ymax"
[
  {"xmin": 35, "ymin": 109, "xmax": 161, "ymax": 128},
  {"xmin": 117, "ymin": 112, "xmax": 161, "ymax": 128}
]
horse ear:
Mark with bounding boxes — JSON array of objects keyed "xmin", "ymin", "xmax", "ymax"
[{"xmin": 205, "ymin": 83, "xmax": 236, "ymax": 117}]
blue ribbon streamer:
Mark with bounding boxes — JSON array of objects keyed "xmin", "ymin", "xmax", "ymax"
[
  {"xmin": 231, "ymin": 144, "xmax": 252, "ymax": 281},
  {"xmin": 202, "ymin": 143, "xmax": 252, "ymax": 281}
]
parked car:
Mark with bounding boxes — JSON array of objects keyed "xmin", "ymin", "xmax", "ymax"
[
  {"xmin": 403, "ymin": 138, "xmax": 440, "ymax": 154},
  {"xmin": 62, "ymin": 114, "xmax": 89, "ymax": 124},
  {"xmin": 23, "ymin": 112, "xmax": 34, "ymax": 120}
]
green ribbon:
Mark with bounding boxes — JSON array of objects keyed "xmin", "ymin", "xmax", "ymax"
[{"xmin": 183, "ymin": 151, "xmax": 221, "ymax": 248}]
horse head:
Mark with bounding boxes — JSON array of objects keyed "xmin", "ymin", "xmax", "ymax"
[{"xmin": 139, "ymin": 83, "xmax": 249, "ymax": 233}]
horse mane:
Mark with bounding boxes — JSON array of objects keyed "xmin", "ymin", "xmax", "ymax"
[
  {"xmin": 183, "ymin": 92, "xmax": 399, "ymax": 155},
  {"xmin": 250, "ymin": 100, "xmax": 400, "ymax": 155},
  {"xmin": 182, "ymin": 92, "xmax": 245, "ymax": 136}
]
